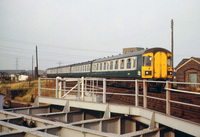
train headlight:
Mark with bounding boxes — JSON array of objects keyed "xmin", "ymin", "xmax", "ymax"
[
  {"xmin": 145, "ymin": 71, "xmax": 152, "ymax": 75},
  {"xmin": 138, "ymin": 71, "xmax": 141, "ymax": 76},
  {"xmin": 168, "ymin": 71, "xmax": 172, "ymax": 75}
]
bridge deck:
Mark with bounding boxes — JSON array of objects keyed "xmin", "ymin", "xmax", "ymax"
[{"xmin": 0, "ymin": 96, "xmax": 199, "ymax": 137}]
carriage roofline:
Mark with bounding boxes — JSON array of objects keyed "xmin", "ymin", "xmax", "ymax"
[
  {"xmin": 93, "ymin": 50, "xmax": 145, "ymax": 63},
  {"xmin": 144, "ymin": 47, "xmax": 171, "ymax": 54}
]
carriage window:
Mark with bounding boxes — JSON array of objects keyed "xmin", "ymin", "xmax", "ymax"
[
  {"xmin": 110, "ymin": 61, "xmax": 113, "ymax": 70},
  {"xmin": 115, "ymin": 61, "xmax": 118, "ymax": 69},
  {"xmin": 107, "ymin": 62, "xmax": 109, "ymax": 70},
  {"xmin": 120, "ymin": 60, "xmax": 124, "ymax": 69},
  {"xmin": 167, "ymin": 56, "xmax": 172, "ymax": 67},
  {"xmin": 97, "ymin": 64, "xmax": 99, "ymax": 70},
  {"xmin": 133, "ymin": 59, "xmax": 136, "ymax": 68},
  {"xmin": 100, "ymin": 63, "xmax": 102, "ymax": 70},
  {"xmin": 127, "ymin": 59, "xmax": 131, "ymax": 69},
  {"xmin": 104, "ymin": 62, "xmax": 106, "ymax": 70},
  {"xmin": 143, "ymin": 56, "xmax": 152, "ymax": 66}
]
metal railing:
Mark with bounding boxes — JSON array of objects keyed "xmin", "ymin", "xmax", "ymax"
[{"xmin": 38, "ymin": 77, "xmax": 200, "ymax": 116}]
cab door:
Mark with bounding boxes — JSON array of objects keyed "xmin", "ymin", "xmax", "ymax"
[
  {"xmin": 154, "ymin": 52, "xmax": 167, "ymax": 79},
  {"xmin": 142, "ymin": 53, "xmax": 153, "ymax": 78}
]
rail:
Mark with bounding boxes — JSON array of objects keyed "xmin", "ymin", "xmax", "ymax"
[{"xmin": 38, "ymin": 77, "xmax": 200, "ymax": 116}]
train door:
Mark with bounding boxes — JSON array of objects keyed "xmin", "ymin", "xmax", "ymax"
[
  {"xmin": 154, "ymin": 52, "xmax": 167, "ymax": 79},
  {"xmin": 142, "ymin": 53, "xmax": 153, "ymax": 78}
]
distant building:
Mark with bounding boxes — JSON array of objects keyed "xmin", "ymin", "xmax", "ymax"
[
  {"xmin": 18, "ymin": 75, "xmax": 28, "ymax": 81},
  {"xmin": 123, "ymin": 47, "xmax": 144, "ymax": 54},
  {"xmin": 9, "ymin": 74, "xmax": 17, "ymax": 81},
  {"xmin": 175, "ymin": 57, "xmax": 200, "ymax": 85}
]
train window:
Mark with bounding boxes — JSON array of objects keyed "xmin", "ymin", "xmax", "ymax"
[
  {"xmin": 115, "ymin": 61, "xmax": 118, "ymax": 69},
  {"xmin": 107, "ymin": 62, "xmax": 109, "ymax": 70},
  {"xmin": 97, "ymin": 64, "xmax": 99, "ymax": 70},
  {"xmin": 104, "ymin": 62, "xmax": 106, "ymax": 70},
  {"xmin": 143, "ymin": 56, "xmax": 152, "ymax": 66},
  {"xmin": 110, "ymin": 61, "xmax": 113, "ymax": 70},
  {"xmin": 167, "ymin": 56, "xmax": 172, "ymax": 67},
  {"xmin": 133, "ymin": 59, "xmax": 136, "ymax": 68},
  {"xmin": 127, "ymin": 59, "xmax": 131, "ymax": 69},
  {"xmin": 100, "ymin": 63, "xmax": 102, "ymax": 70},
  {"xmin": 120, "ymin": 60, "xmax": 124, "ymax": 69}
]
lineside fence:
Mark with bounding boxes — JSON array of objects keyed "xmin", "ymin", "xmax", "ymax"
[{"xmin": 38, "ymin": 77, "xmax": 200, "ymax": 116}]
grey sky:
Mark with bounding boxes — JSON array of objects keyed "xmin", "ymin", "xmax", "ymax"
[{"xmin": 0, "ymin": 0, "xmax": 200, "ymax": 70}]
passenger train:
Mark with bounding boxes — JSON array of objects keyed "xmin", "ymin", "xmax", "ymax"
[{"xmin": 46, "ymin": 47, "xmax": 173, "ymax": 80}]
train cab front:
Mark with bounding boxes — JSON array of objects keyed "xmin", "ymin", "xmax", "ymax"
[{"xmin": 142, "ymin": 48, "xmax": 173, "ymax": 80}]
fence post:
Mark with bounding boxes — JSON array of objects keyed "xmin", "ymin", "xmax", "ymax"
[
  {"xmin": 56, "ymin": 77, "xmax": 58, "ymax": 98},
  {"xmin": 85, "ymin": 79, "xmax": 87, "ymax": 94},
  {"xmin": 166, "ymin": 81, "xmax": 171, "ymax": 115},
  {"xmin": 58, "ymin": 80, "xmax": 62, "ymax": 98},
  {"xmin": 143, "ymin": 80, "xmax": 147, "ymax": 108},
  {"xmin": 38, "ymin": 78, "xmax": 41, "ymax": 96},
  {"xmin": 135, "ymin": 79, "xmax": 139, "ymax": 106},
  {"xmin": 81, "ymin": 77, "xmax": 84, "ymax": 99},
  {"xmin": 77, "ymin": 79, "xmax": 80, "ymax": 100},
  {"xmin": 63, "ymin": 80, "xmax": 66, "ymax": 94},
  {"xmin": 103, "ymin": 78, "xmax": 106, "ymax": 103}
]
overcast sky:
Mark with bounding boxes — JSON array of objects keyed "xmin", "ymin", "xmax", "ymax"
[{"xmin": 0, "ymin": 0, "xmax": 200, "ymax": 70}]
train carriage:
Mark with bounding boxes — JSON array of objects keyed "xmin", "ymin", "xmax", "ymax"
[
  {"xmin": 46, "ymin": 47, "xmax": 173, "ymax": 81},
  {"xmin": 91, "ymin": 50, "xmax": 144, "ymax": 78}
]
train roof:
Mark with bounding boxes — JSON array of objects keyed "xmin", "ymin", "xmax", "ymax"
[
  {"xmin": 144, "ymin": 47, "xmax": 171, "ymax": 54},
  {"xmin": 93, "ymin": 49, "xmax": 145, "ymax": 63},
  {"xmin": 71, "ymin": 61, "xmax": 93, "ymax": 67}
]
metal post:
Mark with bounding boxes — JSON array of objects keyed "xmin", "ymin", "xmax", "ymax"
[
  {"xmin": 166, "ymin": 81, "xmax": 171, "ymax": 115},
  {"xmin": 58, "ymin": 81, "xmax": 62, "ymax": 98},
  {"xmin": 103, "ymin": 78, "xmax": 106, "ymax": 103},
  {"xmin": 85, "ymin": 79, "xmax": 87, "ymax": 95},
  {"xmin": 56, "ymin": 77, "xmax": 58, "ymax": 98},
  {"xmin": 77, "ymin": 79, "xmax": 80, "ymax": 100},
  {"xmin": 81, "ymin": 77, "xmax": 84, "ymax": 99},
  {"xmin": 135, "ymin": 79, "xmax": 139, "ymax": 106},
  {"xmin": 143, "ymin": 80, "xmax": 147, "ymax": 108},
  {"xmin": 64, "ymin": 81, "xmax": 66, "ymax": 94},
  {"xmin": 92, "ymin": 80, "xmax": 94, "ymax": 100},
  {"xmin": 38, "ymin": 78, "xmax": 41, "ymax": 96}
]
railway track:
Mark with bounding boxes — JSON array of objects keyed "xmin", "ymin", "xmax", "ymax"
[{"xmin": 105, "ymin": 86, "xmax": 200, "ymax": 124}]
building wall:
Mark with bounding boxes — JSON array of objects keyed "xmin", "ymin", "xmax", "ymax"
[
  {"xmin": 176, "ymin": 60, "xmax": 200, "ymax": 83},
  {"xmin": 123, "ymin": 47, "xmax": 144, "ymax": 54}
]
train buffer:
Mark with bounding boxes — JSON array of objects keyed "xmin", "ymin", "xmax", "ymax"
[{"xmin": 0, "ymin": 77, "xmax": 200, "ymax": 137}]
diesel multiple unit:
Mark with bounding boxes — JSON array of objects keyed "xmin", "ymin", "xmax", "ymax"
[{"xmin": 46, "ymin": 47, "xmax": 173, "ymax": 80}]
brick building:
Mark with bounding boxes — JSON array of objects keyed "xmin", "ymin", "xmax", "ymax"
[{"xmin": 175, "ymin": 57, "xmax": 200, "ymax": 85}]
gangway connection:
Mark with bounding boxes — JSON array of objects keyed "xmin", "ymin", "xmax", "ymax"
[{"xmin": 0, "ymin": 77, "xmax": 200, "ymax": 137}]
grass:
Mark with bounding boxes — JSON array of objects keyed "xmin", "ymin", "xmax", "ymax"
[{"xmin": 0, "ymin": 79, "xmax": 56, "ymax": 102}]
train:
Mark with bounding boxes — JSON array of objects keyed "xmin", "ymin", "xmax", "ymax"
[{"xmin": 46, "ymin": 47, "xmax": 173, "ymax": 81}]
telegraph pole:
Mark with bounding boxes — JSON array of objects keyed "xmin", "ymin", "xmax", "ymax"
[
  {"xmin": 32, "ymin": 55, "xmax": 34, "ymax": 77},
  {"xmin": 35, "ymin": 46, "xmax": 39, "ymax": 78},
  {"xmin": 171, "ymin": 19, "xmax": 174, "ymax": 81}
]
